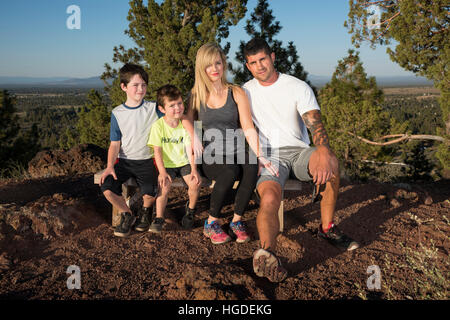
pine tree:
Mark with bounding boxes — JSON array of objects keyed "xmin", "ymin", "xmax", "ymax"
[
  {"xmin": 102, "ymin": 0, "xmax": 248, "ymax": 106},
  {"xmin": 230, "ymin": 0, "xmax": 313, "ymax": 90},
  {"xmin": 11, "ymin": 123, "xmax": 40, "ymax": 166},
  {"xmin": 401, "ymin": 141, "xmax": 434, "ymax": 181},
  {"xmin": 346, "ymin": 0, "xmax": 449, "ymax": 171},
  {"xmin": 319, "ymin": 50, "xmax": 401, "ymax": 178},
  {"xmin": 0, "ymin": 90, "xmax": 20, "ymax": 167},
  {"xmin": 76, "ymin": 90, "xmax": 110, "ymax": 149},
  {"xmin": 58, "ymin": 127, "xmax": 78, "ymax": 150},
  {"xmin": 58, "ymin": 89, "xmax": 110, "ymax": 150},
  {"xmin": 0, "ymin": 90, "xmax": 41, "ymax": 176}
]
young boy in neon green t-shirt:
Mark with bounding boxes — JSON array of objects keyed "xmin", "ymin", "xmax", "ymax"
[{"xmin": 147, "ymin": 85, "xmax": 201, "ymax": 232}]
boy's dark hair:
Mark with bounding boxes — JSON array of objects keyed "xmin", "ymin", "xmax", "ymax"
[
  {"xmin": 157, "ymin": 84, "xmax": 182, "ymax": 108},
  {"xmin": 243, "ymin": 38, "xmax": 272, "ymax": 61},
  {"xmin": 119, "ymin": 63, "xmax": 148, "ymax": 86}
]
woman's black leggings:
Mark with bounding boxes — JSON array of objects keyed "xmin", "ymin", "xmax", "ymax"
[{"xmin": 202, "ymin": 153, "xmax": 258, "ymax": 218}]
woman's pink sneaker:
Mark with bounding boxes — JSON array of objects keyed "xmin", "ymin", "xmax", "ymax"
[
  {"xmin": 229, "ymin": 220, "xmax": 251, "ymax": 243},
  {"xmin": 203, "ymin": 220, "xmax": 231, "ymax": 244}
]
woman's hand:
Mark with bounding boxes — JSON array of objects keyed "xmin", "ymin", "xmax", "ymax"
[
  {"xmin": 192, "ymin": 134, "xmax": 204, "ymax": 161},
  {"xmin": 257, "ymin": 156, "xmax": 279, "ymax": 177}
]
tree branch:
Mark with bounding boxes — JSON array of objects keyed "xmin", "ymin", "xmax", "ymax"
[
  {"xmin": 340, "ymin": 131, "xmax": 449, "ymax": 145},
  {"xmin": 362, "ymin": 1, "xmax": 399, "ymax": 9},
  {"xmin": 182, "ymin": 8, "xmax": 191, "ymax": 27},
  {"xmin": 363, "ymin": 1, "xmax": 390, "ymax": 7}
]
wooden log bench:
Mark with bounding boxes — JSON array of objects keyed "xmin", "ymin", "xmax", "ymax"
[{"xmin": 94, "ymin": 170, "xmax": 303, "ymax": 232}]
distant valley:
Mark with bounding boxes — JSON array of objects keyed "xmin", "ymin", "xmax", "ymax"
[{"xmin": 0, "ymin": 74, "xmax": 434, "ymax": 89}]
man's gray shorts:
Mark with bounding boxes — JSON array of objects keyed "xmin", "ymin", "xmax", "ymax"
[{"xmin": 257, "ymin": 146, "xmax": 316, "ymax": 190}]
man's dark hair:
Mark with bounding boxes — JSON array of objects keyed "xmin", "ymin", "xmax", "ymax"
[
  {"xmin": 156, "ymin": 84, "xmax": 182, "ymax": 108},
  {"xmin": 243, "ymin": 38, "xmax": 272, "ymax": 61},
  {"xmin": 119, "ymin": 63, "xmax": 148, "ymax": 87}
]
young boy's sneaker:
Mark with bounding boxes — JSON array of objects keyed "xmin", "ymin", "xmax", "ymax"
[
  {"xmin": 181, "ymin": 202, "xmax": 195, "ymax": 229},
  {"xmin": 317, "ymin": 223, "xmax": 360, "ymax": 251},
  {"xmin": 114, "ymin": 212, "xmax": 136, "ymax": 237},
  {"xmin": 135, "ymin": 206, "xmax": 153, "ymax": 232},
  {"xmin": 203, "ymin": 220, "xmax": 231, "ymax": 244},
  {"xmin": 149, "ymin": 217, "xmax": 165, "ymax": 233},
  {"xmin": 229, "ymin": 220, "xmax": 250, "ymax": 243},
  {"xmin": 253, "ymin": 248, "xmax": 287, "ymax": 282}
]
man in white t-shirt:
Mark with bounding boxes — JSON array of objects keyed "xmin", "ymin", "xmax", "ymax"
[{"xmin": 242, "ymin": 38, "xmax": 359, "ymax": 282}]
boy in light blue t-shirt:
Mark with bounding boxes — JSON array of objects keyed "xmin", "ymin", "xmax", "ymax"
[{"xmin": 99, "ymin": 63, "xmax": 159, "ymax": 238}]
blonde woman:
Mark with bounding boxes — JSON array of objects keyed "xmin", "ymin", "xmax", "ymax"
[{"xmin": 187, "ymin": 42, "xmax": 278, "ymax": 245}]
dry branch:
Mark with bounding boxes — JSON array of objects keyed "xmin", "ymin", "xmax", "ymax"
[{"xmin": 341, "ymin": 131, "xmax": 449, "ymax": 145}]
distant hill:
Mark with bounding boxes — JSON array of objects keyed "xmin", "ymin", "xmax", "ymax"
[
  {"xmin": 0, "ymin": 74, "xmax": 434, "ymax": 89},
  {"xmin": 0, "ymin": 76, "xmax": 71, "ymax": 85},
  {"xmin": 308, "ymin": 74, "xmax": 434, "ymax": 88},
  {"xmin": 0, "ymin": 76, "xmax": 106, "ymax": 88}
]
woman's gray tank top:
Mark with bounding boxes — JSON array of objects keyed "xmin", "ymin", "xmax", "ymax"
[{"xmin": 198, "ymin": 88, "xmax": 245, "ymax": 156}]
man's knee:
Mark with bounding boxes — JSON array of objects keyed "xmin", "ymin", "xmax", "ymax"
[{"xmin": 257, "ymin": 181, "xmax": 282, "ymax": 210}]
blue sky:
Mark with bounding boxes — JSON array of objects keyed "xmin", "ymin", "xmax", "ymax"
[{"xmin": 0, "ymin": 0, "xmax": 414, "ymax": 78}]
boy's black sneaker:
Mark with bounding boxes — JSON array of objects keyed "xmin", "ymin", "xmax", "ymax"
[
  {"xmin": 135, "ymin": 206, "xmax": 153, "ymax": 232},
  {"xmin": 149, "ymin": 217, "xmax": 165, "ymax": 233},
  {"xmin": 318, "ymin": 223, "xmax": 360, "ymax": 251},
  {"xmin": 181, "ymin": 202, "xmax": 195, "ymax": 229},
  {"xmin": 114, "ymin": 212, "xmax": 136, "ymax": 237}
]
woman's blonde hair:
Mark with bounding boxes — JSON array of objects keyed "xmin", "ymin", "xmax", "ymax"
[{"xmin": 190, "ymin": 42, "xmax": 231, "ymax": 113}]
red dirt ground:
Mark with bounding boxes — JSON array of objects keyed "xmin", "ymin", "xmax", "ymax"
[{"xmin": 0, "ymin": 174, "xmax": 448, "ymax": 300}]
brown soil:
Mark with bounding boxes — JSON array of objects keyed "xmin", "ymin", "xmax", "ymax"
[{"xmin": 0, "ymin": 174, "xmax": 448, "ymax": 300}]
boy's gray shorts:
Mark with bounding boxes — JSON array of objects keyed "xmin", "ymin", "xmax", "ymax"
[{"xmin": 257, "ymin": 146, "xmax": 316, "ymax": 190}]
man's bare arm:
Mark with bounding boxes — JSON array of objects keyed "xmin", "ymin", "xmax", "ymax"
[
  {"xmin": 301, "ymin": 110, "xmax": 329, "ymax": 147},
  {"xmin": 302, "ymin": 110, "xmax": 337, "ymax": 185}
]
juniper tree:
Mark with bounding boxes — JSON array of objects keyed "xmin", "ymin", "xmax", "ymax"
[
  {"xmin": 0, "ymin": 90, "xmax": 40, "ymax": 176},
  {"xmin": 60, "ymin": 89, "xmax": 110, "ymax": 150},
  {"xmin": 230, "ymin": 0, "xmax": 313, "ymax": 90},
  {"xmin": 11, "ymin": 123, "xmax": 40, "ymax": 167},
  {"xmin": 0, "ymin": 90, "xmax": 19, "ymax": 167},
  {"xmin": 319, "ymin": 50, "xmax": 405, "ymax": 178},
  {"xmin": 401, "ymin": 140, "xmax": 434, "ymax": 181},
  {"xmin": 102, "ymin": 0, "xmax": 247, "ymax": 106},
  {"xmin": 77, "ymin": 90, "xmax": 110, "ymax": 149},
  {"xmin": 58, "ymin": 127, "xmax": 79, "ymax": 150},
  {"xmin": 345, "ymin": 0, "xmax": 449, "ymax": 170}
]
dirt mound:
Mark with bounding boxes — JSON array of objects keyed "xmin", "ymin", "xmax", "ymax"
[
  {"xmin": 27, "ymin": 144, "xmax": 106, "ymax": 179},
  {"xmin": 0, "ymin": 193, "xmax": 103, "ymax": 240}
]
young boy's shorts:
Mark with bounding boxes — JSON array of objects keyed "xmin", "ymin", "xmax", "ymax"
[
  {"xmin": 100, "ymin": 158, "xmax": 158, "ymax": 197},
  {"xmin": 166, "ymin": 164, "xmax": 191, "ymax": 180},
  {"xmin": 257, "ymin": 146, "xmax": 316, "ymax": 190}
]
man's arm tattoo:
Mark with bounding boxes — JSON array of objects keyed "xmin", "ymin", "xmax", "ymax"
[{"xmin": 302, "ymin": 110, "xmax": 329, "ymax": 146}]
